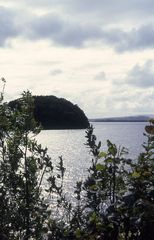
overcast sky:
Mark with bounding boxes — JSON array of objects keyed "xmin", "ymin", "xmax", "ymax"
[{"xmin": 0, "ymin": 0, "xmax": 154, "ymax": 118}]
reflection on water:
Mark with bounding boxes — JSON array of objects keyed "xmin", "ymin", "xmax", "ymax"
[{"xmin": 36, "ymin": 122, "xmax": 146, "ymax": 196}]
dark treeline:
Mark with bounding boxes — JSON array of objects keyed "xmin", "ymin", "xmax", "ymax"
[{"xmin": 9, "ymin": 95, "xmax": 89, "ymax": 129}]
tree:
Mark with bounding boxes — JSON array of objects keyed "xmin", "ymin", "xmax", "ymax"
[
  {"xmin": 9, "ymin": 95, "xmax": 89, "ymax": 129},
  {"xmin": 0, "ymin": 83, "xmax": 65, "ymax": 239}
]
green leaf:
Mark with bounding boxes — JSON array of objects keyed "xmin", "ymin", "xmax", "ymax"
[
  {"xmin": 89, "ymin": 184, "xmax": 97, "ymax": 190},
  {"xmin": 109, "ymin": 146, "xmax": 117, "ymax": 156},
  {"xmin": 132, "ymin": 171, "xmax": 141, "ymax": 178},
  {"xmin": 105, "ymin": 158, "xmax": 113, "ymax": 163},
  {"xmin": 75, "ymin": 228, "xmax": 82, "ymax": 238},
  {"xmin": 96, "ymin": 163, "xmax": 106, "ymax": 171},
  {"xmin": 90, "ymin": 212, "xmax": 98, "ymax": 222},
  {"xmin": 98, "ymin": 151, "xmax": 107, "ymax": 158}
]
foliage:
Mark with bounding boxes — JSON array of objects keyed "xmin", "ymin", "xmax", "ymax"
[
  {"xmin": 0, "ymin": 79, "xmax": 154, "ymax": 239},
  {"xmin": 54, "ymin": 124, "xmax": 154, "ymax": 240},
  {"xmin": 0, "ymin": 82, "xmax": 65, "ymax": 239}
]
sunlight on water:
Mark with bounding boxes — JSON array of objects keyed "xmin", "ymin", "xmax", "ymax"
[
  {"xmin": 36, "ymin": 129, "xmax": 90, "ymax": 198},
  {"xmin": 36, "ymin": 122, "xmax": 146, "ymax": 197}
]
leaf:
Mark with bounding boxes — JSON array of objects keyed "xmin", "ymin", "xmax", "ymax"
[
  {"xmin": 105, "ymin": 158, "xmax": 113, "ymax": 163},
  {"xmin": 132, "ymin": 171, "xmax": 141, "ymax": 178},
  {"xmin": 75, "ymin": 228, "xmax": 81, "ymax": 238},
  {"xmin": 98, "ymin": 151, "xmax": 107, "ymax": 158},
  {"xmin": 143, "ymin": 171, "xmax": 151, "ymax": 177},
  {"xmin": 98, "ymin": 141, "xmax": 101, "ymax": 149},
  {"xmin": 109, "ymin": 146, "xmax": 117, "ymax": 156},
  {"xmin": 89, "ymin": 184, "xmax": 97, "ymax": 191},
  {"xmin": 90, "ymin": 212, "xmax": 98, "ymax": 222},
  {"xmin": 96, "ymin": 164, "xmax": 106, "ymax": 171}
]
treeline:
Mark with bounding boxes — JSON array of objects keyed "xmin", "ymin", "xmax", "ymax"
[
  {"xmin": 0, "ymin": 89, "xmax": 154, "ymax": 239},
  {"xmin": 9, "ymin": 95, "xmax": 89, "ymax": 129}
]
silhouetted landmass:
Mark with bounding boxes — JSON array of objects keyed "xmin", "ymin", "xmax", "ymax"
[
  {"xmin": 90, "ymin": 115, "xmax": 151, "ymax": 122},
  {"xmin": 9, "ymin": 95, "xmax": 89, "ymax": 129}
]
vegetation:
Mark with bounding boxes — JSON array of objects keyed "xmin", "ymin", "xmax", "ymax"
[
  {"xmin": 0, "ymin": 88, "xmax": 66, "ymax": 239},
  {"xmin": 0, "ymin": 81, "xmax": 154, "ymax": 239},
  {"xmin": 9, "ymin": 95, "xmax": 89, "ymax": 129}
]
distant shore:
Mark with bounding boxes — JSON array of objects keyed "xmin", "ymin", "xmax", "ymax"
[
  {"xmin": 90, "ymin": 119, "xmax": 148, "ymax": 122},
  {"xmin": 89, "ymin": 115, "xmax": 151, "ymax": 122}
]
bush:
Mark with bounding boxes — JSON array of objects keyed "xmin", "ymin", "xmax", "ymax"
[
  {"xmin": 0, "ymin": 83, "xmax": 65, "ymax": 239},
  {"xmin": 0, "ymin": 80, "xmax": 153, "ymax": 239},
  {"xmin": 52, "ymin": 124, "xmax": 153, "ymax": 240}
]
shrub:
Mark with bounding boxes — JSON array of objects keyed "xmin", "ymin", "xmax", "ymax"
[
  {"xmin": 55, "ymin": 125, "xmax": 154, "ymax": 240},
  {"xmin": 0, "ymin": 79, "xmax": 153, "ymax": 239},
  {"xmin": 0, "ymin": 82, "xmax": 65, "ymax": 239}
]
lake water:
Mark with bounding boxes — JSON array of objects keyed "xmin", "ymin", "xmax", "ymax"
[{"xmin": 36, "ymin": 122, "xmax": 147, "ymax": 197}]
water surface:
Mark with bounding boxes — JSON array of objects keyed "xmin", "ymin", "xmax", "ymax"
[{"xmin": 36, "ymin": 122, "xmax": 147, "ymax": 196}]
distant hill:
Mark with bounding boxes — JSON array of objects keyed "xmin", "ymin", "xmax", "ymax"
[
  {"xmin": 90, "ymin": 115, "xmax": 152, "ymax": 122},
  {"xmin": 9, "ymin": 95, "xmax": 89, "ymax": 129}
]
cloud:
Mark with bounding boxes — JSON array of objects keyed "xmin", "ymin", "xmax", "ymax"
[
  {"xmin": 115, "ymin": 24, "xmax": 154, "ymax": 52},
  {"xmin": 95, "ymin": 24, "xmax": 154, "ymax": 52},
  {"xmin": 50, "ymin": 69, "xmax": 63, "ymax": 76},
  {"xmin": 27, "ymin": 14, "xmax": 154, "ymax": 51},
  {"xmin": 94, "ymin": 71, "xmax": 106, "ymax": 81},
  {"xmin": 1, "ymin": 1, "xmax": 154, "ymax": 119},
  {"xmin": 125, "ymin": 60, "xmax": 154, "ymax": 88},
  {"xmin": 66, "ymin": 0, "xmax": 154, "ymax": 15},
  {"xmin": 0, "ymin": 4, "xmax": 154, "ymax": 52},
  {"xmin": 0, "ymin": 7, "xmax": 19, "ymax": 46},
  {"xmin": 27, "ymin": 14, "xmax": 102, "ymax": 47},
  {"xmin": 38, "ymin": 60, "xmax": 61, "ymax": 65},
  {"xmin": 20, "ymin": 0, "xmax": 154, "ymax": 23}
]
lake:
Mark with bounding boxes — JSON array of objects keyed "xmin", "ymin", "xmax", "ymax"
[{"xmin": 36, "ymin": 122, "xmax": 147, "ymax": 197}]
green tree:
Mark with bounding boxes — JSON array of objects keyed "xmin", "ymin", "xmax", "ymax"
[{"xmin": 0, "ymin": 83, "xmax": 65, "ymax": 239}]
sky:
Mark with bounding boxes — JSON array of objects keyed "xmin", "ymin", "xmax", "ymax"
[{"xmin": 0, "ymin": 0, "xmax": 154, "ymax": 118}]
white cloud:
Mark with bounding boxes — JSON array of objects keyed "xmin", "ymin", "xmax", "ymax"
[
  {"xmin": 0, "ymin": 1, "xmax": 154, "ymax": 118},
  {"xmin": 94, "ymin": 71, "xmax": 106, "ymax": 81},
  {"xmin": 50, "ymin": 69, "xmax": 63, "ymax": 76}
]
